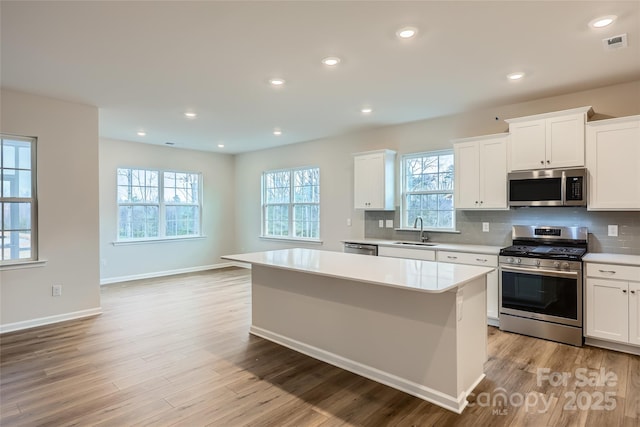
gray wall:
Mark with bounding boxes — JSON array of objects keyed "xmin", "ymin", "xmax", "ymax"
[
  {"xmin": 365, "ymin": 208, "xmax": 640, "ymax": 254},
  {"xmin": 235, "ymin": 80, "xmax": 640, "ymax": 256},
  {"xmin": 99, "ymin": 138, "xmax": 237, "ymax": 283},
  {"xmin": 1, "ymin": 89, "xmax": 102, "ymax": 329}
]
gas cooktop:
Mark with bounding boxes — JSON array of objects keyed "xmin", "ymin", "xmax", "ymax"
[{"xmin": 499, "ymin": 225, "xmax": 588, "ymax": 261}]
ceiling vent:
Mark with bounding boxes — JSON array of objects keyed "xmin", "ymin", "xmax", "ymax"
[{"xmin": 602, "ymin": 34, "xmax": 628, "ymax": 51}]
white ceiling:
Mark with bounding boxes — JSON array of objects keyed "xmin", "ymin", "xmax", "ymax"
[{"xmin": 2, "ymin": 1, "xmax": 639, "ymax": 154}]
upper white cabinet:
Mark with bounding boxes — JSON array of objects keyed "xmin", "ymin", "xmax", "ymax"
[
  {"xmin": 506, "ymin": 106, "xmax": 593, "ymax": 171},
  {"xmin": 453, "ymin": 133, "xmax": 508, "ymax": 210},
  {"xmin": 353, "ymin": 150, "xmax": 396, "ymax": 210},
  {"xmin": 586, "ymin": 116, "xmax": 640, "ymax": 211}
]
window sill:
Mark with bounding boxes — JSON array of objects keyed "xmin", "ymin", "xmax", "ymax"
[
  {"xmin": 259, "ymin": 236, "xmax": 323, "ymax": 245},
  {"xmin": 0, "ymin": 259, "xmax": 48, "ymax": 271},
  {"xmin": 112, "ymin": 235, "xmax": 207, "ymax": 246},
  {"xmin": 394, "ymin": 228, "xmax": 461, "ymax": 234}
]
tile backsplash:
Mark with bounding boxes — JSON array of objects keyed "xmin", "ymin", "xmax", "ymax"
[{"xmin": 364, "ymin": 208, "xmax": 640, "ymax": 255}]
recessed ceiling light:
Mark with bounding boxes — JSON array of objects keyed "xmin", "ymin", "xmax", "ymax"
[
  {"xmin": 361, "ymin": 107, "xmax": 373, "ymax": 114},
  {"xmin": 396, "ymin": 27, "xmax": 418, "ymax": 39},
  {"xmin": 273, "ymin": 128, "xmax": 282, "ymax": 136},
  {"xmin": 217, "ymin": 144, "xmax": 225, "ymax": 148},
  {"xmin": 269, "ymin": 78, "xmax": 286, "ymax": 86},
  {"xmin": 322, "ymin": 57, "xmax": 341, "ymax": 66},
  {"xmin": 507, "ymin": 72, "xmax": 525, "ymax": 81},
  {"xmin": 589, "ymin": 15, "xmax": 617, "ymax": 28},
  {"xmin": 184, "ymin": 112, "xmax": 197, "ymax": 118},
  {"xmin": 137, "ymin": 131, "xmax": 146, "ymax": 136}
]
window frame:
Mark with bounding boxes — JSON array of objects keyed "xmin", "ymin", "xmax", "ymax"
[
  {"xmin": 116, "ymin": 167, "xmax": 203, "ymax": 242},
  {"xmin": 400, "ymin": 149, "xmax": 456, "ymax": 231},
  {"xmin": 1, "ymin": 134, "xmax": 38, "ymax": 265},
  {"xmin": 261, "ymin": 166, "xmax": 321, "ymax": 242}
]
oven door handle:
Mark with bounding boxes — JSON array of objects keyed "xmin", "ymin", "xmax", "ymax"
[{"xmin": 500, "ymin": 265, "xmax": 579, "ymax": 279}]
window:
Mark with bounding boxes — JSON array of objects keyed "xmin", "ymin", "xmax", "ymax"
[
  {"xmin": 402, "ymin": 150, "xmax": 455, "ymax": 230},
  {"xmin": 117, "ymin": 168, "xmax": 201, "ymax": 240},
  {"xmin": 262, "ymin": 167, "xmax": 320, "ymax": 240},
  {"xmin": 1, "ymin": 135, "xmax": 37, "ymax": 263}
]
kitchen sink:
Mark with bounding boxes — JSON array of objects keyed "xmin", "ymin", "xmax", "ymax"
[{"xmin": 393, "ymin": 241, "xmax": 437, "ymax": 247}]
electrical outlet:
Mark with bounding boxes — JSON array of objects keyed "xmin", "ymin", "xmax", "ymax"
[
  {"xmin": 378, "ymin": 220, "xmax": 384, "ymax": 228},
  {"xmin": 608, "ymin": 225, "xmax": 618, "ymax": 237},
  {"xmin": 385, "ymin": 220, "xmax": 394, "ymax": 228},
  {"xmin": 101, "ymin": 258, "xmax": 107, "ymax": 267},
  {"xmin": 52, "ymin": 285, "xmax": 62, "ymax": 297},
  {"xmin": 482, "ymin": 222, "xmax": 490, "ymax": 232},
  {"xmin": 347, "ymin": 218, "xmax": 352, "ymax": 227}
]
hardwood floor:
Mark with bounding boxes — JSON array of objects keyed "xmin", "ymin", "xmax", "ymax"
[{"xmin": 1, "ymin": 267, "xmax": 639, "ymax": 426}]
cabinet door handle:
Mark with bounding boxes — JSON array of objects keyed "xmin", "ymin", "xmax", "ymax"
[
  {"xmin": 623, "ymin": 289, "xmax": 627, "ymax": 293},
  {"xmin": 476, "ymin": 258, "xmax": 487, "ymax": 263},
  {"xmin": 447, "ymin": 256, "xmax": 458, "ymax": 260},
  {"xmin": 631, "ymin": 290, "xmax": 636, "ymax": 294},
  {"xmin": 546, "ymin": 160, "xmax": 550, "ymax": 164},
  {"xmin": 540, "ymin": 160, "xmax": 544, "ymax": 164},
  {"xmin": 474, "ymin": 201, "xmax": 478, "ymax": 204},
  {"xmin": 598, "ymin": 270, "xmax": 616, "ymax": 275}
]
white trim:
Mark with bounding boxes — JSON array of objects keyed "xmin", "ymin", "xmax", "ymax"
[
  {"xmin": 0, "ymin": 259, "xmax": 48, "ymax": 271},
  {"xmin": 259, "ymin": 236, "xmax": 323, "ymax": 245},
  {"xmin": 250, "ymin": 325, "xmax": 473, "ymax": 414},
  {"xmin": 0, "ymin": 307, "xmax": 102, "ymax": 334},
  {"xmin": 584, "ymin": 337, "xmax": 640, "ymax": 356},
  {"xmin": 112, "ymin": 235, "xmax": 207, "ymax": 246},
  {"xmin": 99, "ymin": 262, "xmax": 241, "ymax": 285}
]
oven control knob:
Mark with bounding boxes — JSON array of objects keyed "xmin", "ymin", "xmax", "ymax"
[
  {"xmin": 562, "ymin": 262, "xmax": 570, "ymax": 269},
  {"xmin": 553, "ymin": 261, "xmax": 560, "ymax": 268},
  {"xmin": 506, "ymin": 257, "xmax": 514, "ymax": 263},
  {"xmin": 536, "ymin": 259, "xmax": 541, "ymax": 266},
  {"xmin": 516, "ymin": 258, "xmax": 522, "ymax": 264}
]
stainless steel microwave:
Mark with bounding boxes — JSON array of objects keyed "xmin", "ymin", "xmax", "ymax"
[{"xmin": 507, "ymin": 168, "xmax": 586, "ymax": 207}]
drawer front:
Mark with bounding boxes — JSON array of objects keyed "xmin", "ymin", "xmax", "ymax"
[
  {"xmin": 437, "ymin": 250, "xmax": 498, "ymax": 267},
  {"xmin": 586, "ymin": 263, "xmax": 640, "ymax": 282},
  {"xmin": 378, "ymin": 246, "xmax": 436, "ymax": 261}
]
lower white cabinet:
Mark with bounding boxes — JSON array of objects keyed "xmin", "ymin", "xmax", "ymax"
[
  {"xmin": 378, "ymin": 246, "xmax": 436, "ymax": 261},
  {"xmin": 437, "ymin": 250, "xmax": 499, "ymax": 326},
  {"xmin": 585, "ymin": 263, "xmax": 640, "ymax": 347}
]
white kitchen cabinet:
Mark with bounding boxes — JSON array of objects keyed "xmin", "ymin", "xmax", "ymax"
[
  {"xmin": 585, "ymin": 262, "xmax": 640, "ymax": 347},
  {"xmin": 586, "ymin": 116, "xmax": 640, "ymax": 210},
  {"xmin": 378, "ymin": 246, "xmax": 436, "ymax": 261},
  {"xmin": 437, "ymin": 250, "xmax": 499, "ymax": 325},
  {"xmin": 353, "ymin": 150, "xmax": 396, "ymax": 210},
  {"xmin": 506, "ymin": 106, "xmax": 593, "ymax": 171},
  {"xmin": 453, "ymin": 133, "xmax": 508, "ymax": 210},
  {"xmin": 630, "ymin": 281, "xmax": 640, "ymax": 346}
]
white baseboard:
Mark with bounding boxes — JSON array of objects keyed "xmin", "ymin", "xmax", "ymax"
[
  {"xmin": 250, "ymin": 325, "xmax": 470, "ymax": 413},
  {"xmin": 0, "ymin": 307, "xmax": 102, "ymax": 334},
  {"xmin": 100, "ymin": 262, "xmax": 248, "ymax": 285},
  {"xmin": 585, "ymin": 337, "xmax": 640, "ymax": 356}
]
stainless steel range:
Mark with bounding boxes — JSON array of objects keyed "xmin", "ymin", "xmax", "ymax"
[{"xmin": 499, "ymin": 225, "xmax": 588, "ymax": 346}]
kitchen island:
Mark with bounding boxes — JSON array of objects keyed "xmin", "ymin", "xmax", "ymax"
[{"xmin": 222, "ymin": 248, "xmax": 493, "ymax": 413}]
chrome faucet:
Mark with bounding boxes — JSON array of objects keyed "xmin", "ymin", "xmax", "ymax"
[{"xmin": 413, "ymin": 216, "xmax": 428, "ymax": 242}]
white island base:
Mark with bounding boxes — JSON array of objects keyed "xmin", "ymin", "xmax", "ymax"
[{"xmin": 224, "ymin": 249, "xmax": 490, "ymax": 413}]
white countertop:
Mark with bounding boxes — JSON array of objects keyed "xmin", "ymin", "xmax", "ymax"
[
  {"xmin": 341, "ymin": 238, "xmax": 502, "ymax": 255},
  {"xmin": 223, "ymin": 248, "xmax": 494, "ymax": 294},
  {"xmin": 583, "ymin": 253, "xmax": 640, "ymax": 267}
]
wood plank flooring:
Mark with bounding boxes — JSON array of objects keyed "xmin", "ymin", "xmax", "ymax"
[{"xmin": 1, "ymin": 267, "xmax": 639, "ymax": 426}]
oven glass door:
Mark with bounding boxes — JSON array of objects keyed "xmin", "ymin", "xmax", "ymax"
[{"xmin": 500, "ymin": 267, "xmax": 580, "ymax": 326}]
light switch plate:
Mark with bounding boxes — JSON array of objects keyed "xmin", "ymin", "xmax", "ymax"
[
  {"xmin": 378, "ymin": 220, "xmax": 384, "ymax": 228},
  {"xmin": 608, "ymin": 225, "xmax": 618, "ymax": 237},
  {"xmin": 482, "ymin": 222, "xmax": 490, "ymax": 232},
  {"xmin": 385, "ymin": 219, "xmax": 393, "ymax": 228}
]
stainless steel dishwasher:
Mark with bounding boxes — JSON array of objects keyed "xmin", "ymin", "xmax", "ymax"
[{"xmin": 343, "ymin": 242, "xmax": 378, "ymax": 256}]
